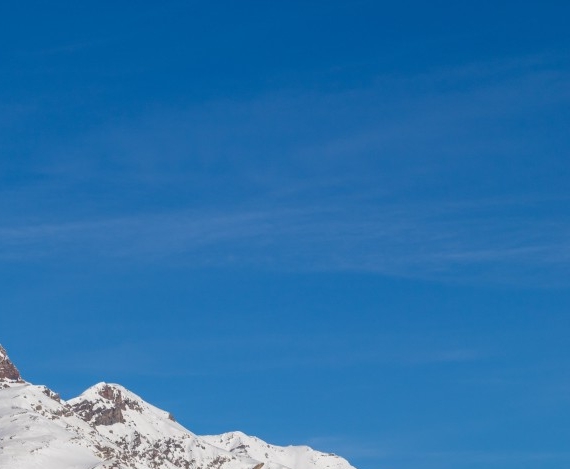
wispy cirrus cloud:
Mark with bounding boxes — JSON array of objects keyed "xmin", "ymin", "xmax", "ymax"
[
  {"xmin": 2, "ymin": 54, "xmax": 569, "ymax": 286},
  {"xmin": 1, "ymin": 197, "xmax": 569, "ymax": 285},
  {"xmin": 38, "ymin": 332, "xmax": 487, "ymax": 379}
]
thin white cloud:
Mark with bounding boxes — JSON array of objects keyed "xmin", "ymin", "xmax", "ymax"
[
  {"xmin": 0, "ymin": 197, "xmax": 569, "ymax": 285},
  {"xmin": 1, "ymin": 53, "xmax": 569, "ymax": 285},
  {"xmin": 38, "ymin": 331, "xmax": 488, "ymax": 380}
]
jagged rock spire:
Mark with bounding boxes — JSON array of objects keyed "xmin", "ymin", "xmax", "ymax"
[{"xmin": 0, "ymin": 344, "xmax": 24, "ymax": 382}]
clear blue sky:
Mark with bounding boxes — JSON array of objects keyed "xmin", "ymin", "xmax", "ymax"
[{"xmin": 1, "ymin": 2, "xmax": 569, "ymax": 468}]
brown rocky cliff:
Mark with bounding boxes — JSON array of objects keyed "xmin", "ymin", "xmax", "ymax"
[{"xmin": 0, "ymin": 344, "xmax": 24, "ymax": 382}]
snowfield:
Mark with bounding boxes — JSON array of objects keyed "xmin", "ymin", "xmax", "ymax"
[{"xmin": 0, "ymin": 345, "xmax": 357, "ymax": 469}]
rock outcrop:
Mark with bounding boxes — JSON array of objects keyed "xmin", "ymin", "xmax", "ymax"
[{"xmin": 0, "ymin": 344, "xmax": 24, "ymax": 384}]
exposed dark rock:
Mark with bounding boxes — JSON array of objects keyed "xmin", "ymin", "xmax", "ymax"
[
  {"xmin": 0, "ymin": 344, "xmax": 24, "ymax": 382},
  {"xmin": 98, "ymin": 384, "xmax": 143, "ymax": 412},
  {"xmin": 206, "ymin": 456, "xmax": 231, "ymax": 469},
  {"xmin": 94, "ymin": 406, "xmax": 126, "ymax": 426},
  {"xmin": 40, "ymin": 385, "xmax": 62, "ymax": 402},
  {"xmin": 72, "ymin": 398, "xmax": 125, "ymax": 426},
  {"xmin": 72, "ymin": 384, "xmax": 149, "ymax": 428},
  {"xmin": 99, "ymin": 384, "xmax": 123, "ymax": 402}
]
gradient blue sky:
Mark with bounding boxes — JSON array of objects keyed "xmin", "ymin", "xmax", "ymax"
[{"xmin": 1, "ymin": 2, "xmax": 570, "ymax": 468}]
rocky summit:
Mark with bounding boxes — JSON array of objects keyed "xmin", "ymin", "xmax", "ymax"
[
  {"xmin": 0, "ymin": 344, "xmax": 24, "ymax": 385},
  {"xmin": 0, "ymin": 344, "xmax": 357, "ymax": 469}
]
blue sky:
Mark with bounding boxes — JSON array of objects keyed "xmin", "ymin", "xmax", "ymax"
[{"xmin": 1, "ymin": 2, "xmax": 570, "ymax": 468}]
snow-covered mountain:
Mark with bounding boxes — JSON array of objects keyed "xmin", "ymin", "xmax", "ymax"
[{"xmin": 0, "ymin": 345, "xmax": 357, "ymax": 469}]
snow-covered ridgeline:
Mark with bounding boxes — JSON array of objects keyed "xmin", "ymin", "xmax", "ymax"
[{"xmin": 0, "ymin": 345, "xmax": 357, "ymax": 469}]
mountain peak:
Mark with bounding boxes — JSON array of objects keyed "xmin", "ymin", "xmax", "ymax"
[
  {"xmin": 0, "ymin": 344, "xmax": 24, "ymax": 384},
  {"xmin": 1, "ymin": 347, "xmax": 357, "ymax": 469}
]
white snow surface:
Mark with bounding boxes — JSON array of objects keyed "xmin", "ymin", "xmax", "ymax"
[
  {"xmin": 0, "ymin": 347, "xmax": 357, "ymax": 469},
  {"xmin": 202, "ymin": 431, "xmax": 355, "ymax": 469},
  {"xmin": 0, "ymin": 383, "xmax": 119, "ymax": 469}
]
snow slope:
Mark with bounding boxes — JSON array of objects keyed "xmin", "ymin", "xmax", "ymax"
[
  {"xmin": 0, "ymin": 345, "xmax": 357, "ymax": 469},
  {"xmin": 0, "ymin": 383, "xmax": 123, "ymax": 469},
  {"xmin": 203, "ymin": 432, "xmax": 354, "ymax": 469}
]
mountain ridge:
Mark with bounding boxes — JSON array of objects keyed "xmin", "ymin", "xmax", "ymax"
[{"xmin": 0, "ymin": 344, "xmax": 357, "ymax": 469}]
